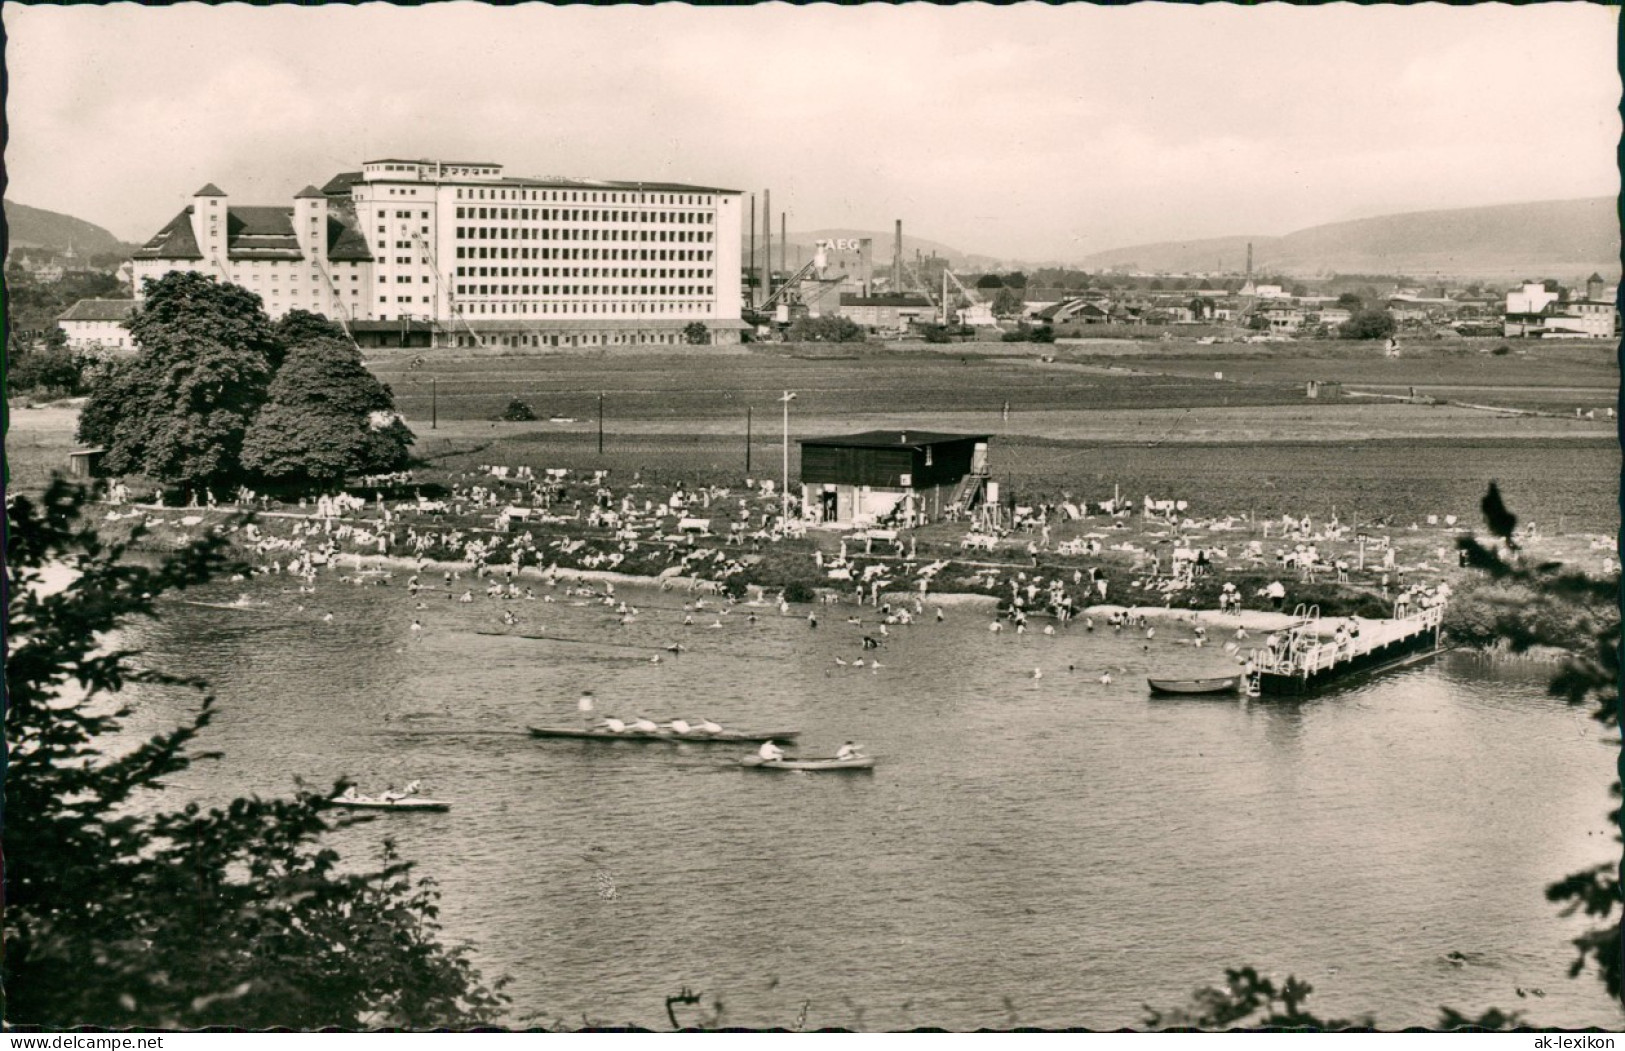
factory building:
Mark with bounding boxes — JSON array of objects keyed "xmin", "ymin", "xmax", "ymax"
[
  {"xmin": 835, "ymin": 293, "xmax": 937, "ymax": 332},
  {"xmin": 798, "ymin": 429, "xmax": 990, "ymax": 527},
  {"xmin": 129, "ymin": 158, "xmax": 748, "ymax": 350}
]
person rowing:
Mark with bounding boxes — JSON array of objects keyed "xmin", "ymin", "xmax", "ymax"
[
  {"xmin": 695, "ymin": 716, "xmax": 723, "ymax": 735},
  {"xmin": 834, "ymin": 740, "xmax": 864, "ymax": 761},
  {"xmin": 629, "ymin": 714, "xmax": 659, "ymax": 733},
  {"xmin": 757, "ymin": 739, "xmax": 786, "ymax": 762},
  {"xmin": 668, "ymin": 718, "xmax": 694, "ymax": 735},
  {"xmin": 600, "ymin": 715, "xmax": 628, "ymax": 733}
]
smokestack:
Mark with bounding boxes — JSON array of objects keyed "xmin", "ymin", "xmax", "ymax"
[
  {"xmin": 748, "ymin": 194, "xmax": 756, "ymax": 308},
  {"xmin": 892, "ymin": 220, "xmax": 902, "ymax": 293},
  {"xmin": 762, "ymin": 189, "xmax": 772, "ymax": 307},
  {"xmin": 1245, "ymin": 242, "xmax": 1253, "ymax": 280},
  {"xmin": 780, "ymin": 212, "xmax": 786, "ymax": 272}
]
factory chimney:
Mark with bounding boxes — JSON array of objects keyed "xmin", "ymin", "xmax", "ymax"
[
  {"xmin": 748, "ymin": 194, "xmax": 757, "ymax": 308},
  {"xmin": 1245, "ymin": 242, "xmax": 1253, "ymax": 281},
  {"xmin": 762, "ymin": 189, "xmax": 772, "ymax": 308},
  {"xmin": 892, "ymin": 220, "xmax": 903, "ymax": 294},
  {"xmin": 780, "ymin": 212, "xmax": 787, "ymax": 272}
]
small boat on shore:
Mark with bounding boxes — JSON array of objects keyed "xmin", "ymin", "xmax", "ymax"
[
  {"xmin": 330, "ymin": 794, "xmax": 450, "ymax": 812},
  {"xmin": 528, "ymin": 726, "xmax": 800, "ymax": 744},
  {"xmin": 740, "ymin": 755, "xmax": 876, "ymax": 772},
  {"xmin": 1147, "ymin": 676, "xmax": 1240, "ymax": 696}
]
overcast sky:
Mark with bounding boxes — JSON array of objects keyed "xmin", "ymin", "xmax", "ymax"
[{"xmin": 4, "ymin": 2, "xmax": 1618, "ymax": 263}]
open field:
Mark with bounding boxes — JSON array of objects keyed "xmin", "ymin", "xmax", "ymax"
[
  {"xmin": 367, "ymin": 338, "xmax": 1618, "ymax": 425},
  {"xmin": 368, "ymin": 349, "xmax": 1312, "ymax": 424}
]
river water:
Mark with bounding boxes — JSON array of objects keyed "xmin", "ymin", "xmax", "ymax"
[{"xmin": 121, "ymin": 573, "xmax": 1620, "ymax": 1030}]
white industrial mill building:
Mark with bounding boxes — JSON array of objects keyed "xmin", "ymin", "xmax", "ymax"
[{"xmin": 131, "ymin": 158, "xmax": 747, "ymax": 349}]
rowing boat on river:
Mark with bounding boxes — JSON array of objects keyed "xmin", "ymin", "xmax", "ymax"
[
  {"xmin": 740, "ymin": 755, "xmax": 876, "ymax": 772},
  {"xmin": 330, "ymin": 795, "xmax": 451, "ymax": 812},
  {"xmin": 1147, "ymin": 676, "xmax": 1240, "ymax": 696},
  {"xmin": 528, "ymin": 726, "xmax": 800, "ymax": 744}
]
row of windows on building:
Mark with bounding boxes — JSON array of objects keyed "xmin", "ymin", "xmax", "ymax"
[
  {"xmin": 451, "ymin": 246, "xmax": 714, "ymax": 262},
  {"xmin": 230, "ymin": 260, "xmax": 365, "ymax": 271},
  {"xmin": 453, "ymin": 226, "xmax": 714, "ymax": 244},
  {"xmin": 241, "ymin": 270, "xmax": 362, "ymax": 283},
  {"xmin": 453, "ymin": 266, "xmax": 713, "ymax": 279},
  {"xmin": 454, "ymin": 284, "xmax": 714, "ymax": 298},
  {"xmin": 450, "ymin": 187, "xmax": 715, "ymax": 206},
  {"xmin": 451, "ymin": 330, "xmax": 696, "ymax": 348},
  {"xmin": 450, "ymin": 301, "xmax": 710, "ymax": 316},
  {"xmin": 453, "ymin": 206, "xmax": 711, "ymax": 225}
]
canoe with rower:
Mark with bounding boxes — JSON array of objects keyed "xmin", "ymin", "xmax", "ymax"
[
  {"xmin": 1147, "ymin": 676, "xmax": 1240, "ymax": 696},
  {"xmin": 740, "ymin": 755, "xmax": 876, "ymax": 772},
  {"xmin": 527, "ymin": 726, "xmax": 800, "ymax": 744},
  {"xmin": 330, "ymin": 794, "xmax": 451, "ymax": 812}
]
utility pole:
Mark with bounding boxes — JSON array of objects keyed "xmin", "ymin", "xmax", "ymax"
[
  {"xmin": 746, "ymin": 406, "xmax": 753, "ymax": 473},
  {"xmin": 431, "ymin": 376, "xmax": 437, "ymax": 430},
  {"xmin": 779, "ymin": 391, "xmax": 796, "ymax": 530},
  {"xmin": 597, "ymin": 393, "xmax": 604, "ymax": 455}
]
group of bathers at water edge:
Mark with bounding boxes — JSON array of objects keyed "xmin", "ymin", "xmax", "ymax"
[{"xmin": 578, "ymin": 691, "xmax": 721, "ymax": 736}]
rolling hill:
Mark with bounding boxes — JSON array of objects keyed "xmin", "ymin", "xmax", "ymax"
[
  {"xmin": 1077, "ymin": 197, "xmax": 1619, "ymax": 280},
  {"xmin": 5, "ymin": 199, "xmax": 132, "ymax": 257}
]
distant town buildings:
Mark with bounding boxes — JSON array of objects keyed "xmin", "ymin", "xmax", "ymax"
[
  {"xmin": 56, "ymin": 298, "xmax": 137, "ymax": 352},
  {"xmin": 1503, "ymin": 274, "xmax": 1617, "ymax": 339},
  {"xmin": 127, "ymin": 158, "xmax": 747, "ymax": 349}
]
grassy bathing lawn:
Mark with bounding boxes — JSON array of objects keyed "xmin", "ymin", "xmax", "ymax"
[{"xmin": 10, "ymin": 336, "xmax": 1617, "ymax": 537}]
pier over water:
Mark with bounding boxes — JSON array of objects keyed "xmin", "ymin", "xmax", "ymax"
[{"xmin": 1253, "ymin": 603, "xmax": 1446, "ymax": 695}]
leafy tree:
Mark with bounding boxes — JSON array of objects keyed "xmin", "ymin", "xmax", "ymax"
[
  {"xmin": 785, "ymin": 315, "xmax": 865, "ymax": 343},
  {"xmin": 682, "ymin": 321, "xmax": 710, "ymax": 345},
  {"xmin": 273, "ymin": 309, "xmax": 349, "ymax": 348},
  {"xmin": 1246, "ymin": 313, "xmax": 1270, "ymax": 332},
  {"xmin": 129, "ymin": 270, "xmax": 283, "ymax": 370},
  {"xmin": 4, "ymin": 481, "xmax": 509, "ymax": 1027},
  {"xmin": 1144, "ymin": 968, "xmax": 1373, "ymax": 1029},
  {"xmin": 1339, "ymin": 309, "xmax": 1396, "ymax": 340},
  {"xmin": 89, "ymin": 336, "xmax": 274, "ymax": 495},
  {"xmin": 74, "ymin": 355, "xmax": 135, "ymax": 450},
  {"xmin": 502, "ymin": 398, "xmax": 538, "ymax": 421},
  {"xmin": 240, "ymin": 336, "xmax": 414, "ymax": 488},
  {"xmin": 974, "ymin": 274, "xmax": 1005, "ymax": 291},
  {"xmin": 8, "ymin": 345, "xmax": 88, "ymax": 395},
  {"xmin": 991, "ymin": 287, "xmax": 1025, "ymax": 318},
  {"xmin": 1336, "ymin": 292, "xmax": 1364, "ymax": 310},
  {"xmin": 80, "ymin": 273, "xmax": 279, "ymax": 494},
  {"xmin": 1003, "ymin": 272, "xmax": 1028, "ymax": 289}
]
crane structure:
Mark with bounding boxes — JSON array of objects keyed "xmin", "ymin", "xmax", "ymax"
[{"xmin": 413, "ymin": 230, "xmax": 482, "ymax": 345}]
